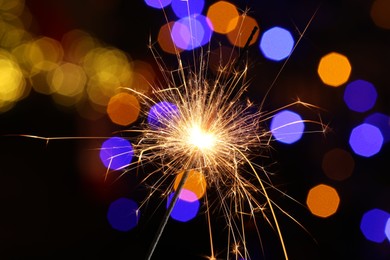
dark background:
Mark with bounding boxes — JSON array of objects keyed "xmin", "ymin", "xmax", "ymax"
[{"xmin": 1, "ymin": 0, "xmax": 390, "ymax": 259}]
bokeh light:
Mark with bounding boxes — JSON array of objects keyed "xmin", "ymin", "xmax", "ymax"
[
  {"xmin": 317, "ymin": 52, "xmax": 351, "ymax": 87},
  {"xmin": 130, "ymin": 60, "xmax": 156, "ymax": 94},
  {"xmin": 30, "ymin": 37, "xmax": 64, "ymax": 72},
  {"xmin": 48, "ymin": 62, "xmax": 87, "ymax": 106},
  {"xmin": 12, "ymin": 37, "xmax": 64, "ymax": 95},
  {"xmin": 0, "ymin": 0, "xmax": 25, "ymax": 15},
  {"xmin": 385, "ymin": 218, "xmax": 390, "ymax": 242},
  {"xmin": 167, "ymin": 190, "xmax": 200, "ymax": 222},
  {"xmin": 370, "ymin": 0, "xmax": 390, "ymax": 30},
  {"xmin": 171, "ymin": 15, "xmax": 212, "ymax": 50},
  {"xmin": 0, "ymin": 52, "xmax": 26, "ymax": 112},
  {"xmin": 259, "ymin": 26, "xmax": 294, "ymax": 61},
  {"xmin": 158, "ymin": 22, "xmax": 183, "ymax": 54},
  {"xmin": 360, "ymin": 208, "xmax": 390, "ymax": 243},
  {"xmin": 174, "ymin": 170, "xmax": 206, "ymax": 201},
  {"xmin": 100, "ymin": 137, "xmax": 134, "ymax": 170},
  {"xmin": 364, "ymin": 112, "xmax": 390, "ymax": 143},
  {"xmin": 343, "ymin": 79, "xmax": 377, "ymax": 113},
  {"xmin": 107, "ymin": 92, "xmax": 140, "ymax": 126},
  {"xmin": 226, "ymin": 15, "xmax": 259, "ymax": 48},
  {"xmin": 83, "ymin": 47, "xmax": 133, "ymax": 107},
  {"xmin": 322, "ymin": 148, "xmax": 355, "ymax": 181},
  {"xmin": 147, "ymin": 101, "xmax": 179, "ymax": 129},
  {"xmin": 349, "ymin": 123, "xmax": 383, "ymax": 157},
  {"xmin": 207, "ymin": 1, "xmax": 239, "ymax": 34},
  {"xmin": 171, "ymin": 0, "xmax": 204, "ymax": 18},
  {"xmin": 144, "ymin": 0, "xmax": 171, "ymax": 9},
  {"xmin": 270, "ymin": 110, "xmax": 304, "ymax": 144},
  {"xmin": 107, "ymin": 197, "xmax": 139, "ymax": 232},
  {"xmin": 0, "ymin": 15, "xmax": 31, "ymax": 49},
  {"xmin": 61, "ymin": 29, "xmax": 100, "ymax": 64},
  {"xmin": 306, "ymin": 184, "xmax": 340, "ymax": 218}
]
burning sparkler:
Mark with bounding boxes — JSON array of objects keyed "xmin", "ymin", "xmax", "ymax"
[
  {"xmin": 111, "ymin": 17, "xmax": 324, "ymax": 260},
  {"xmin": 128, "ymin": 46, "xmax": 281, "ymax": 259},
  {"xmin": 8, "ymin": 1, "xmax": 325, "ymax": 259}
]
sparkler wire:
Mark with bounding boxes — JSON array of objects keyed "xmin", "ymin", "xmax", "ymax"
[
  {"xmin": 145, "ymin": 168, "xmax": 191, "ymax": 260},
  {"xmin": 235, "ymin": 26, "xmax": 259, "ymax": 69}
]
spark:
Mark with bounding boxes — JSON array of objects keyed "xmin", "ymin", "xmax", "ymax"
[
  {"xmin": 119, "ymin": 42, "xmax": 292, "ymax": 259},
  {"xmin": 105, "ymin": 4, "xmax": 326, "ymax": 259},
  {"xmin": 8, "ymin": 3, "xmax": 325, "ymax": 260}
]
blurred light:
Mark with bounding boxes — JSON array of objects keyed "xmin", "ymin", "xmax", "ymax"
[
  {"xmin": 12, "ymin": 37, "xmax": 63, "ymax": 77},
  {"xmin": 83, "ymin": 47, "xmax": 132, "ymax": 83},
  {"xmin": 370, "ymin": 0, "xmax": 390, "ymax": 29},
  {"xmin": 48, "ymin": 62, "xmax": 86, "ymax": 98},
  {"xmin": 365, "ymin": 112, "xmax": 390, "ymax": 143},
  {"xmin": 176, "ymin": 189, "xmax": 198, "ymax": 203},
  {"xmin": 158, "ymin": 22, "xmax": 183, "ymax": 54},
  {"xmin": 270, "ymin": 110, "xmax": 304, "ymax": 144},
  {"xmin": 12, "ymin": 37, "xmax": 64, "ymax": 95},
  {"xmin": 0, "ymin": 0, "xmax": 25, "ymax": 15},
  {"xmin": 61, "ymin": 29, "xmax": 99, "ymax": 64},
  {"xmin": 130, "ymin": 60, "xmax": 155, "ymax": 94},
  {"xmin": 343, "ymin": 79, "xmax": 377, "ymax": 112},
  {"xmin": 207, "ymin": 1, "xmax": 239, "ymax": 34},
  {"xmin": 171, "ymin": 15, "xmax": 213, "ymax": 50},
  {"xmin": 306, "ymin": 184, "xmax": 340, "ymax": 218},
  {"xmin": 349, "ymin": 123, "xmax": 383, "ymax": 157},
  {"xmin": 147, "ymin": 101, "xmax": 179, "ymax": 129},
  {"xmin": 385, "ymin": 218, "xmax": 390, "ymax": 242},
  {"xmin": 84, "ymin": 47, "xmax": 133, "ymax": 107},
  {"xmin": 167, "ymin": 190, "xmax": 200, "ymax": 222},
  {"xmin": 360, "ymin": 208, "xmax": 390, "ymax": 243},
  {"xmin": 259, "ymin": 26, "xmax": 294, "ymax": 61},
  {"xmin": 227, "ymin": 15, "xmax": 259, "ymax": 48},
  {"xmin": 322, "ymin": 148, "xmax": 354, "ymax": 181},
  {"xmin": 0, "ymin": 18, "xmax": 31, "ymax": 49},
  {"xmin": 30, "ymin": 37, "xmax": 64, "ymax": 74},
  {"xmin": 107, "ymin": 197, "xmax": 139, "ymax": 232},
  {"xmin": 171, "ymin": 0, "xmax": 204, "ymax": 18},
  {"xmin": 174, "ymin": 170, "xmax": 206, "ymax": 201},
  {"xmin": 317, "ymin": 52, "xmax": 351, "ymax": 87},
  {"xmin": 86, "ymin": 77, "xmax": 111, "ymax": 108},
  {"xmin": 130, "ymin": 72, "xmax": 152, "ymax": 95},
  {"xmin": 107, "ymin": 92, "xmax": 140, "ymax": 126},
  {"xmin": 0, "ymin": 52, "xmax": 26, "ymax": 112},
  {"xmin": 144, "ymin": 0, "xmax": 171, "ymax": 9},
  {"xmin": 100, "ymin": 137, "xmax": 134, "ymax": 170}
]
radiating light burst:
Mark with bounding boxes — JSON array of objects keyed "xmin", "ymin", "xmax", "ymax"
[
  {"xmin": 108, "ymin": 26, "xmax": 326, "ymax": 259},
  {"xmin": 187, "ymin": 124, "xmax": 216, "ymax": 150},
  {"xmin": 91, "ymin": 3, "xmax": 329, "ymax": 259},
  {"xmin": 122, "ymin": 50, "xmax": 279, "ymax": 259}
]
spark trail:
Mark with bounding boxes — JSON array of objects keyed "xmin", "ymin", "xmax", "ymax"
[
  {"xmin": 10, "ymin": 2, "xmax": 326, "ymax": 260},
  {"xmin": 109, "ymin": 3, "xmax": 326, "ymax": 259}
]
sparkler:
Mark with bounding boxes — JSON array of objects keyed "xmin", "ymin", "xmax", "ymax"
[
  {"xmin": 133, "ymin": 34, "xmax": 281, "ymax": 260},
  {"xmin": 7, "ymin": 2, "xmax": 325, "ymax": 259},
  {"xmin": 111, "ymin": 4, "xmax": 325, "ymax": 259},
  {"xmin": 115, "ymin": 26, "xmax": 322, "ymax": 260}
]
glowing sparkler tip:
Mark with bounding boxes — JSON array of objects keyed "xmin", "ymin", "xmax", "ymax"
[{"xmin": 187, "ymin": 125, "xmax": 216, "ymax": 150}]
